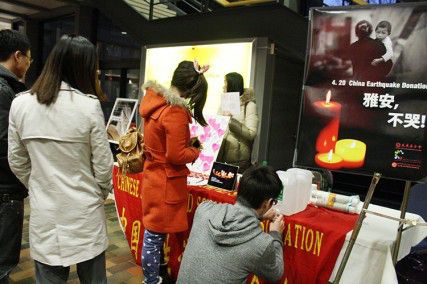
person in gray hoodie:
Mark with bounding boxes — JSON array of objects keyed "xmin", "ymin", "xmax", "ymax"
[{"xmin": 177, "ymin": 165, "xmax": 285, "ymax": 283}]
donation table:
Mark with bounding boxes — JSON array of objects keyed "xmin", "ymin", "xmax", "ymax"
[
  {"xmin": 330, "ymin": 204, "xmax": 427, "ymax": 284},
  {"xmin": 112, "ymin": 166, "xmax": 427, "ymax": 284}
]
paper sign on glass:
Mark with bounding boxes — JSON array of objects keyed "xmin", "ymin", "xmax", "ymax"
[
  {"xmin": 221, "ymin": 92, "xmax": 240, "ymax": 117},
  {"xmin": 187, "ymin": 115, "xmax": 230, "ymax": 178},
  {"xmin": 106, "ymin": 98, "xmax": 138, "ymax": 144}
]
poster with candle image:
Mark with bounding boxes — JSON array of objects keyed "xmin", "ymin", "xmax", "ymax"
[{"xmin": 295, "ymin": 3, "xmax": 426, "ymax": 181}]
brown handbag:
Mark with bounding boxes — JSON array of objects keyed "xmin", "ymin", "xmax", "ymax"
[{"xmin": 116, "ymin": 126, "xmax": 145, "ymax": 174}]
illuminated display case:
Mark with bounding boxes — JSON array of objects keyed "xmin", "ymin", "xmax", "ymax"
[{"xmin": 139, "ymin": 38, "xmax": 272, "ymax": 164}]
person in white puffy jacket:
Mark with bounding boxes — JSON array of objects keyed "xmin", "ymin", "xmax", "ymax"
[
  {"xmin": 217, "ymin": 72, "xmax": 259, "ymax": 173},
  {"xmin": 8, "ymin": 35, "xmax": 113, "ymax": 284}
]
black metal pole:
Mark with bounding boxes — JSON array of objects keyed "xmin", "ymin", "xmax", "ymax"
[
  {"xmin": 392, "ymin": 180, "xmax": 412, "ymax": 264},
  {"xmin": 332, "ymin": 172, "xmax": 382, "ymax": 284},
  {"xmin": 149, "ymin": 0, "xmax": 154, "ymax": 21}
]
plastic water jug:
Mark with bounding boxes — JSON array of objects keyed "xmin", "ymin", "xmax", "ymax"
[{"xmin": 275, "ymin": 168, "xmax": 313, "ymax": 216}]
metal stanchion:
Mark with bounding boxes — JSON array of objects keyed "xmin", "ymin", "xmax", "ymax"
[
  {"xmin": 332, "ymin": 172, "xmax": 382, "ymax": 284},
  {"xmin": 149, "ymin": 0, "xmax": 154, "ymax": 20},
  {"xmin": 391, "ymin": 180, "xmax": 412, "ymax": 264}
]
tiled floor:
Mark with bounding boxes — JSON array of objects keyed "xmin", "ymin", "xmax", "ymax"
[{"xmin": 9, "ymin": 200, "xmax": 143, "ymax": 284}]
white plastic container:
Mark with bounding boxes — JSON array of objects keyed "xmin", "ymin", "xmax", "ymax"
[{"xmin": 275, "ymin": 168, "xmax": 313, "ymax": 216}]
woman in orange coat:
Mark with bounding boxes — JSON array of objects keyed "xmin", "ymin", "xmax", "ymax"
[{"xmin": 139, "ymin": 60, "xmax": 208, "ymax": 284}]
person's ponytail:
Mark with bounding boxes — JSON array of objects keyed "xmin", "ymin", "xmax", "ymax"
[
  {"xmin": 189, "ymin": 74, "xmax": 208, "ymax": 126},
  {"xmin": 171, "ymin": 61, "xmax": 208, "ymax": 126}
]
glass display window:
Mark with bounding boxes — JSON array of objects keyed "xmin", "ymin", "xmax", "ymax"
[{"xmin": 144, "ymin": 41, "xmax": 253, "ymax": 115}]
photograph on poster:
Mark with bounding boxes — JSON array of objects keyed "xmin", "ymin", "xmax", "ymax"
[
  {"xmin": 106, "ymin": 98, "xmax": 138, "ymax": 143},
  {"xmin": 297, "ymin": 4, "xmax": 427, "ymax": 181}
]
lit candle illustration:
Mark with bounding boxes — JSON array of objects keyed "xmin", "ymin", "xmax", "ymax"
[
  {"xmin": 315, "ymin": 149, "xmax": 343, "ymax": 170},
  {"xmin": 313, "ymin": 90, "xmax": 342, "ymax": 153},
  {"xmin": 335, "ymin": 139, "xmax": 367, "ymax": 168}
]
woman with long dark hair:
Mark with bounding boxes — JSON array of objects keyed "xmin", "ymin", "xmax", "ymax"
[
  {"xmin": 8, "ymin": 35, "xmax": 113, "ymax": 283},
  {"xmin": 217, "ymin": 72, "xmax": 258, "ymax": 173},
  {"xmin": 139, "ymin": 60, "xmax": 208, "ymax": 283}
]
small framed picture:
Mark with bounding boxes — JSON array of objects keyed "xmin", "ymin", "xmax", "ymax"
[
  {"xmin": 208, "ymin": 162, "xmax": 239, "ymax": 191},
  {"xmin": 106, "ymin": 98, "xmax": 138, "ymax": 144}
]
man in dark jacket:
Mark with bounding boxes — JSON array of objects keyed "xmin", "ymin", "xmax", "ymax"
[
  {"xmin": 177, "ymin": 166, "xmax": 285, "ymax": 283},
  {"xmin": 0, "ymin": 29, "xmax": 31, "ymax": 283}
]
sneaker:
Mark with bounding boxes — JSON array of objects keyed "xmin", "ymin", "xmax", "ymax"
[
  {"xmin": 159, "ymin": 264, "xmax": 174, "ymax": 284},
  {"xmin": 142, "ymin": 276, "xmax": 162, "ymax": 284}
]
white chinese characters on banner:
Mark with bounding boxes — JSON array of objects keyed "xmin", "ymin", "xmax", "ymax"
[
  {"xmin": 187, "ymin": 115, "xmax": 230, "ymax": 176},
  {"xmin": 361, "ymin": 93, "xmax": 426, "ymax": 129}
]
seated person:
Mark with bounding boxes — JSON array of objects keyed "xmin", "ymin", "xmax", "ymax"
[{"xmin": 177, "ymin": 166, "xmax": 285, "ymax": 283}]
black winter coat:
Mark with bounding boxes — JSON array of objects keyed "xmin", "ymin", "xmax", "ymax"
[{"xmin": 0, "ymin": 65, "xmax": 27, "ymax": 198}]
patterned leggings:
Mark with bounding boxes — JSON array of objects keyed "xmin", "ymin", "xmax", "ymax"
[{"xmin": 142, "ymin": 230, "xmax": 165, "ymax": 284}]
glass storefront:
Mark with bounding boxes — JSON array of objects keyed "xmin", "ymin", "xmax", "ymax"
[
  {"xmin": 41, "ymin": 15, "xmax": 74, "ymax": 62},
  {"xmin": 97, "ymin": 13, "xmax": 141, "ymax": 122}
]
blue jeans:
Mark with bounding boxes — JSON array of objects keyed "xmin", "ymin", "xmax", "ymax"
[
  {"xmin": 142, "ymin": 230, "xmax": 165, "ymax": 284},
  {"xmin": 0, "ymin": 199, "xmax": 24, "ymax": 283}
]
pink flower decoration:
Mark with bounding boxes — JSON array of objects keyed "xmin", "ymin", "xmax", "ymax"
[
  {"xmin": 211, "ymin": 121, "xmax": 220, "ymax": 131},
  {"xmin": 190, "ymin": 125, "xmax": 198, "ymax": 137},
  {"xmin": 212, "ymin": 143, "xmax": 220, "ymax": 152},
  {"xmin": 203, "ymin": 127, "xmax": 211, "ymax": 135},
  {"xmin": 203, "ymin": 163, "xmax": 211, "ymax": 172},
  {"xmin": 199, "ymin": 153, "xmax": 214, "ymax": 163},
  {"xmin": 199, "ymin": 153, "xmax": 207, "ymax": 162},
  {"xmin": 217, "ymin": 129, "xmax": 225, "ymax": 136}
]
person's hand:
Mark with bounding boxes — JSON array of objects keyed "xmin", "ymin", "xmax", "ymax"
[
  {"xmin": 371, "ymin": 58, "xmax": 383, "ymax": 66},
  {"xmin": 270, "ymin": 215, "xmax": 284, "ymax": 235},
  {"xmin": 262, "ymin": 207, "xmax": 280, "ymax": 221},
  {"xmin": 220, "ymin": 111, "xmax": 233, "ymax": 117},
  {"xmin": 190, "ymin": 137, "xmax": 203, "ymax": 150}
]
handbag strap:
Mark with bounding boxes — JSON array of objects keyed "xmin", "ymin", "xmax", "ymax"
[{"xmin": 137, "ymin": 119, "xmax": 144, "ymax": 133}]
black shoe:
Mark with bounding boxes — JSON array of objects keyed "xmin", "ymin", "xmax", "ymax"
[{"xmin": 159, "ymin": 264, "xmax": 175, "ymax": 284}]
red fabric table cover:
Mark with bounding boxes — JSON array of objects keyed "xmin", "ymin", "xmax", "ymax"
[{"xmin": 112, "ymin": 166, "xmax": 358, "ymax": 283}]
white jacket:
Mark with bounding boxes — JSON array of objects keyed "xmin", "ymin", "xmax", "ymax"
[
  {"xmin": 8, "ymin": 82, "xmax": 113, "ymax": 266},
  {"xmin": 217, "ymin": 89, "xmax": 258, "ymax": 171}
]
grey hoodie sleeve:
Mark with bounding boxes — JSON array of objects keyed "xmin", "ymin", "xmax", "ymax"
[{"xmin": 252, "ymin": 231, "xmax": 284, "ymax": 282}]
